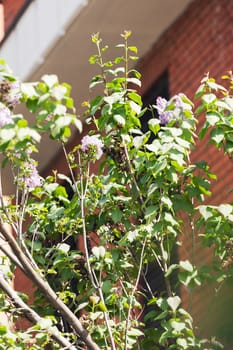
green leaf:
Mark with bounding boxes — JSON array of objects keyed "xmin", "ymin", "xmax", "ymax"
[
  {"xmin": 54, "ymin": 185, "xmax": 68, "ymax": 199},
  {"xmin": 92, "ymin": 246, "xmax": 106, "ymax": 259},
  {"xmin": 0, "ymin": 325, "xmax": 7, "ymax": 335},
  {"xmin": 170, "ymin": 320, "xmax": 186, "ymax": 332},
  {"xmin": 128, "ymin": 69, "xmax": 141, "ymax": 79},
  {"xmin": 21, "ymin": 83, "xmax": 38, "ymax": 97},
  {"xmin": 176, "ymin": 338, "xmax": 188, "ymax": 349},
  {"xmin": 17, "ymin": 127, "xmax": 41, "ymax": 143},
  {"xmin": 145, "ymin": 205, "xmax": 157, "ymax": 219},
  {"xmin": 152, "ymin": 158, "xmax": 167, "ymax": 175},
  {"xmin": 148, "ymin": 118, "xmax": 160, "ymax": 135},
  {"xmin": 73, "ymin": 118, "xmax": 83, "ymax": 133},
  {"xmin": 146, "ymin": 140, "xmax": 160, "ymax": 153},
  {"xmin": 51, "ymin": 85, "xmax": 67, "ymax": 100},
  {"xmin": 218, "ymin": 204, "xmax": 232, "ymax": 217},
  {"xmin": 167, "ymin": 296, "xmax": 181, "ymax": 312},
  {"xmin": 35, "ymin": 333, "xmax": 47, "ymax": 342},
  {"xmin": 207, "ymin": 81, "xmax": 227, "ymax": 92},
  {"xmin": 57, "ymin": 243, "xmax": 70, "ymax": 254},
  {"xmin": 144, "ymin": 310, "xmax": 157, "ymax": 323},
  {"xmin": 165, "ymin": 263, "xmax": 179, "ymax": 277},
  {"xmin": 0, "ymin": 128, "xmax": 15, "ymax": 142},
  {"xmin": 127, "ymin": 328, "xmax": 144, "ymax": 337},
  {"xmin": 128, "ymin": 46, "xmax": 138, "ymax": 54},
  {"xmin": 42, "ymin": 74, "xmax": 58, "ymax": 88},
  {"xmin": 206, "ymin": 111, "xmax": 220, "ymax": 126},
  {"xmin": 57, "ymin": 174, "xmax": 73, "ymax": 187},
  {"xmin": 102, "ymin": 280, "xmax": 112, "ymax": 293},
  {"xmin": 114, "ymin": 56, "xmax": 124, "ymax": 64},
  {"xmin": 179, "ymin": 260, "xmax": 193, "ymax": 272},
  {"xmin": 127, "ymin": 77, "xmax": 141, "ymax": 87},
  {"xmin": 130, "ymin": 100, "xmax": 141, "ymax": 115},
  {"xmin": 128, "ymin": 92, "xmax": 142, "ymax": 105},
  {"xmin": 164, "ymin": 212, "xmax": 178, "ymax": 226},
  {"xmin": 89, "ymin": 75, "xmax": 104, "ymax": 89},
  {"xmin": 76, "ymin": 302, "xmax": 89, "ymax": 312},
  {"xmin": 90, "ymin": 96, "xmax": 104, "ymax": 115},
  {"xmin": 133, "ymin": 135, "xmax": 145, "ymax": 149},
  {"xmin": 37, "ymin": 318, "xmax": 53, "ymax": 330},
  {"xmin": 161, "ymin": 195, "xmax": 172, "ymax": 209},
  {"xmin": 98, "ymin": 301, "xmax": 107, "ymax": 312},
  {"xmin": 173, "ymin": 195, "xmax": 194, "ymax": 214},
  {"xmin": 17, "ymin": 118, "xmax": 28, "ymax": 128},
  {"xmin": 202, "ymin": 93, "xmax": 216, "ymax": 105},
  {"xmin": 110, "ymin": 209, "xmax": 123, "ymax": 223},
  {"xmin": 113, "ymin": 114, "xmax": 125, "ymax": 127},
  {"xmin": 198, "ymin": 205, "xmax": 214, "ymax": 220},
  {"xmin": 210, "ymin": 128, "xmax": 225, "ymax": 145}
]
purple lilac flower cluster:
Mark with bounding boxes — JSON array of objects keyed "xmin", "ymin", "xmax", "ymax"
[
  {"xmin": 154, "ymin": 97, "xmax": 173, "ymax": 125},
  {"xmin": 81, "ymin": 135, "xmax": 104, "ymax": 160},
  {"xmin": 5, "ymin": 81, "xmax": 22, "ymax": 107},
  {"xmin": 0, "ymin": 103, "xmax": 13, "ymax": 127},
  {"xmin": 19, "ymin": 163, "xmax": 42, "ymax": 190},
  {"xmin": 0, "ymin": 81, "xmax": 22, "ymax": 108},
  {"xmin": 155, "ymin": 94, "xmax": 188, "ymax": 125}
]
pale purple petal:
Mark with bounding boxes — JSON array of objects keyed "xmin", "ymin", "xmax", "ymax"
[
  {"xmin": 19, "ymin": 163, "xmax": 42, "ymax": 190},
  {"xmin": 155, "ymin": 97, "xmax": 167, "ymax": 114},
  {"xmin": 4, "ymin": 82, "xmax": 22, "ymax": 107},
  {"xmin": 81, "ymin": 135, "xmax": 104, "ymax": 159},
  {"xmin": 0, "ymin": 106, "xmax": 13, "ymax": 127},
  {"xmin": 159, "ymin": 111, "xmax": 173, "ymax": 125}
]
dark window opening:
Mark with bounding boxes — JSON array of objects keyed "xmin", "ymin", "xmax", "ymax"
[
  {"xmin": 140, "ymin": 71, "xmax": 179, "ymax": 332},
  {"xmin": 141, "ymin": 70, "xmax": 169, "ymax": 135}
]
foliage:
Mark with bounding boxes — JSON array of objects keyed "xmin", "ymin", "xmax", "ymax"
[{"xmin": 0, "ymin": 32, "xmax": 232, "ymax": 349}]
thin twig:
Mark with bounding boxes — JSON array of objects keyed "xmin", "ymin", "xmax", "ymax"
[
  {"xmin": 62, "ymin": 143, "xmax": 80, "ymax": 198},
  {"xmin": 124, "ymin": 237, "xmax": 147, "ymax": 350},
  {"xmin": 77, "ymin": 151, "xmax": 116, "ymax": 350},
  {"xmin": 123, "ymin": 143, "xmax": 144, "ymax": 207}
]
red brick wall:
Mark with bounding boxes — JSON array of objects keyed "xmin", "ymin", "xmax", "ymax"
[
  {"xmin": 2, "ymin": 0, "xmax": 30, "ymax": 37},
  {"xmin": 137, "ymin": 0, "xmax": 233, "ymax": 215},
  {"xmin": 138, "ymin": 0, "xmax": 233, "ymax": 99},
  {"xmin": 137, "ymin": 0, "xmax": 233, "ymax": 345}
]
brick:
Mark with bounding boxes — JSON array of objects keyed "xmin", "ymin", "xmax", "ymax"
[
  {"xmin": 1, "ymin": 0, "xmax": 29, "ymax": 37},
  {"xmin": 137, "ymin": 0, "xmax": 233, "ymax": 341}
]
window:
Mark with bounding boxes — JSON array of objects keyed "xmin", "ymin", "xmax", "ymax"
[
  {"xmin": 141, "ymin": 71, "xmax": 169, "ymax": 134},
  {"xmin": 140, "ymin": 71, "xmax": 179, "ymax": 328}
]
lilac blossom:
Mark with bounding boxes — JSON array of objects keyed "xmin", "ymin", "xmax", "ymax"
[
  {"xmin": 154, "ymin": 96, "xmax": 173, "ymax": 125},
  {"xmin": 4, "ymin": 82, "xmax": 22, "ymax": 107},
  {"xmin": 19, "ymin": 163, "xmax": 42, "ymax": 190},
  {"xmin": 174, "ymin": 94, "xmax": 183, "ymax": 109},
  {"xmin": 0, "ymin": 105, "xmax": 13, "ymax": 127},
  {"xmin": 155, "ymin": 97, "xmax": 167, "ymax": 114},
  {"xmin": 81, "ymin": 134, "xmax": 104, "ymax": 159},
  {"xmin": 172, "ymin": 94, "xmax": 193, "ymax": 120}
]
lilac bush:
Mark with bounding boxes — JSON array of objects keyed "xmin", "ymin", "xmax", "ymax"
[{"xmin": 0, "ymin": 33, "xmax": 232, "ymax": 350}]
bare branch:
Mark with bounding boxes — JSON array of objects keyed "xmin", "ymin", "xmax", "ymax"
[
  {"xmin": 0, "ymin": 272, "xmax": 77, "ymax": 350},
  {"xmin": 0, "ymin": 221, "xmax": 100, "ymax": 350}
]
